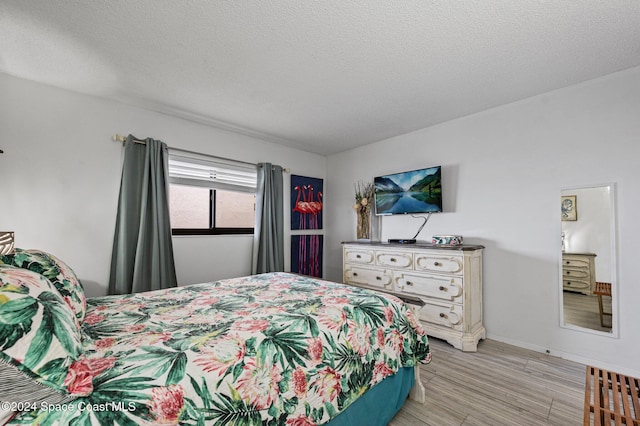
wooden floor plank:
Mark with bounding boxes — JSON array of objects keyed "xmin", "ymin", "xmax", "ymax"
[{"xmin": 391, "ymin": 337, "xmax": 585, "ymax": 425}]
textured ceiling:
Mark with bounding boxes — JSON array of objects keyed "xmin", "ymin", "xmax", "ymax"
[{"xmin": 2, "ymin": 1, "xmax": 639, "ymax": 155}]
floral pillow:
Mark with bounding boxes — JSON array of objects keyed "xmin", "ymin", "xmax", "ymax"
[
  {"xmin": 0, "ymin": 249, "xmax": 86, "ymax": 323},
  {"xmin": 0, "ymin": 266, "xmax": 87, "ymax": 414}
]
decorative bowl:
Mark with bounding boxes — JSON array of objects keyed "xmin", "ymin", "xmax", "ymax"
[{"xmin": 432, "ymin": 235, "xmax": 463, "ymax": 245}]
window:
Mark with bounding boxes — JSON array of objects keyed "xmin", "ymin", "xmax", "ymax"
[{"xmin": 168, "ymin": 151, "xmax": 257, "ymax": 235}]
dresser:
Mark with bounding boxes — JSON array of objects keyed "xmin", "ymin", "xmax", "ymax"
[
  {"xmin": 562, "ymin": 252, "xmax": 596, "ymax": 295},
  {"xmin": 342, "ymin": 241, "xmax": 485, "ymax": 352}
]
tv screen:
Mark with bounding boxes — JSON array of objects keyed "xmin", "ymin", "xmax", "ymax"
[{"xmin": 374, "ymin": 166, "xmax": 442, "ymax": 215}]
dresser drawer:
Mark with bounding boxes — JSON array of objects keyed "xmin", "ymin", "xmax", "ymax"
[
  {"xmin": 419, "ymin": 301, "xmax": 463, "ymax": 331},
  {"xmin": 562, "ymin": 268, "xmax": 590, "ymax": 279},
  {"xmin": 344, "ymin": 265, "xmax": 393, "ymax": 290},
  {"xmin": 414, "ymin": 254, "xmax": 463, "ymax": 274},
  {"xmin": 563, "ymin": 278, "xmax": 591, "ymax": 291},
  {"xmin": 375, "ymin": 251, "xmax": 413, "ymax": 269},
  {"xmin": 395, "ymin": 272, "xmax": 463, "ymax": 303},
  {"xmin": 562, "ymin": 257, "xmax": 591, "ymax": 269},
  {"xmin": 344, "ymin": 248, "xmax": 375, "ymax": 265}
]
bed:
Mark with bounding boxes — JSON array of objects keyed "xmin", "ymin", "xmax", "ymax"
[{"xmin": 0, "ymin": 249, "xmax": 431, "ymax": 425}]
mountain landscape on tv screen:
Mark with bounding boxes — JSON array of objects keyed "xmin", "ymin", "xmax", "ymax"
[{"xmin": 375, "ymin": 167, "xmax": 442, "ymax": 214}]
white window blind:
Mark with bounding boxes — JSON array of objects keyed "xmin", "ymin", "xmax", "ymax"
[{"xmin": 168, "ymin": 150, "xmax": 257, "ymax": 194}]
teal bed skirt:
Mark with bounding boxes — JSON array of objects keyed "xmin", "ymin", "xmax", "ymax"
[{"xmin": 326, "ymin": 366, "xmax": 415, "ymax": 426}]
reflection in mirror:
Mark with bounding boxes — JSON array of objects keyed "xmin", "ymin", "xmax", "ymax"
[{"xmin": 560, "ymin": 184, "xmax": 617, "ymax": 336}]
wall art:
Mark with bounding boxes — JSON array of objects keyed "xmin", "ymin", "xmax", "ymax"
[{"xmin": 291, "ymin": 175, "xmax": 323, "ymax": 230}]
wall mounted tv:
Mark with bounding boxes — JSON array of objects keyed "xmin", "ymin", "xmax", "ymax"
[{"xmin": 374, "ymin": 166, "xmax": 442, "ymax": 215}]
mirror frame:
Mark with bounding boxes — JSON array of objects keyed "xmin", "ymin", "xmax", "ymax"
[{"xmin": 558, "ymin": 183, "xmax": 619, "ymax": 338}]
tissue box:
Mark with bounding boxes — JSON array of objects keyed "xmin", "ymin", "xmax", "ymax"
[{"xmin": 432, "ymin": 235, "xmax": 463, "ymax": 245}]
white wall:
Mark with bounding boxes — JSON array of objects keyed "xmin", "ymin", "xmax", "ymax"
[
  {"xmin": 326, "ymin": 67, "xmax": 640, "ymax": 376},
  {"xmin": 0, "ymin": 73, "xmax": 326, "ymax": 296}
]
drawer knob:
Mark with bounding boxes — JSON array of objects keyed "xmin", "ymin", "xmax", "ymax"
[
  {"xmin": 376, "ymin": 276, "xmax": 382, "ymax": 281},
  {"xmin": 353, "ymin": 272, "xmax": 358, "ymax": 277},
  {"xmin": 434, "ymin": 261, "xmax": 441, "ymax": 267},
  {"xmin": 356, "ymin": 254, "xmax": 361, "ymax": 259},
  {"xmin": 439, "ymin": 286, "xmax": 446, "ymax": 291},
  {"xmin": 565, "ymin": 271, "xmax": 571, "ymax": 275},
  {"xmin": 439, "ymin": 313, "xmax": 447, "ymax": 318},
  {"xmin": 406, "ymin": 281, "xmax": 414, "ymax": 286},
  {"xmin": 390, "ymin": 258, "xmax": 397, "ymax": 262}
]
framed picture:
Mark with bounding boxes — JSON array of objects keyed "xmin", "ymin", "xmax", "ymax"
[
  {"xmin": 561, "ymin": 195, "xmax": 577, "ymax": 221},
  {"xmin": 291, "ymin": 235, "xmax": 323, "ymax": 278},
  {"xmin": 291, "ymin": 175, "xmax": 323, "ymax": 230}
]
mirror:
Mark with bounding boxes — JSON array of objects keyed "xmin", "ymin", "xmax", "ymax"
[{"xmin": 560, "ymin": 184, "xmax": 617, "ymax": 336}]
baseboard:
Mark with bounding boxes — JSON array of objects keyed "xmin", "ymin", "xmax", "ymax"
[{"xmin": 485, "ymin": 332, "xmax": 640, "ymax": 379}]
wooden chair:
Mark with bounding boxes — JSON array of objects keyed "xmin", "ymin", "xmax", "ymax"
[
  {"xmin": 593, "ymin": 282, "xmax": 612, "ymax": 328},
  {"xmin": 584, "ymin": 365, "xmax": 640, "ymax": 425}
]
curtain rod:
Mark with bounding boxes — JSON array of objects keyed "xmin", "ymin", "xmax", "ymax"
[
  {"xmin": 112, "ymin": 134, "xmax": 146, "ymax": 145},
  {"xmin": 112, "ymin": 134, "xmax": 289, "ymax": 172}
]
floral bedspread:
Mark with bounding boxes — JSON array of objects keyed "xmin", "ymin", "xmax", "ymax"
[{"xmin": 11, "ymin": 272, "xmax": 430, "ymax": 425}]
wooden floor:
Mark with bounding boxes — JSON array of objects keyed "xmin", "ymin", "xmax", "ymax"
[
  {"xmin": 391, "ymin": 337, "xmax": 586, "ymax": 426},
  {"xmin": 563, "ymin": 291, "xmax": 612, "ymax": 332}
]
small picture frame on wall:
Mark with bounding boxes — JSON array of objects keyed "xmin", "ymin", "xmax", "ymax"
[{"xmin": 561, "ymin": 195, "xmax": 577, "ymax": 221}]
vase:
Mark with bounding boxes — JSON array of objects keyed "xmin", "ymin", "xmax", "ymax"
[{"xmin": 356, "ymin": 209, "xmax": 371, "ymax": 240}]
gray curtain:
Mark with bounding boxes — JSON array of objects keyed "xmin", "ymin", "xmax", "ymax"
[
  {"xmin": 252, "ymin": 162, "xmax": 284, "ymax": 274},
  {"xmin": 108, "ymin": 135, "xmax": 178, "ymax": 294}
]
